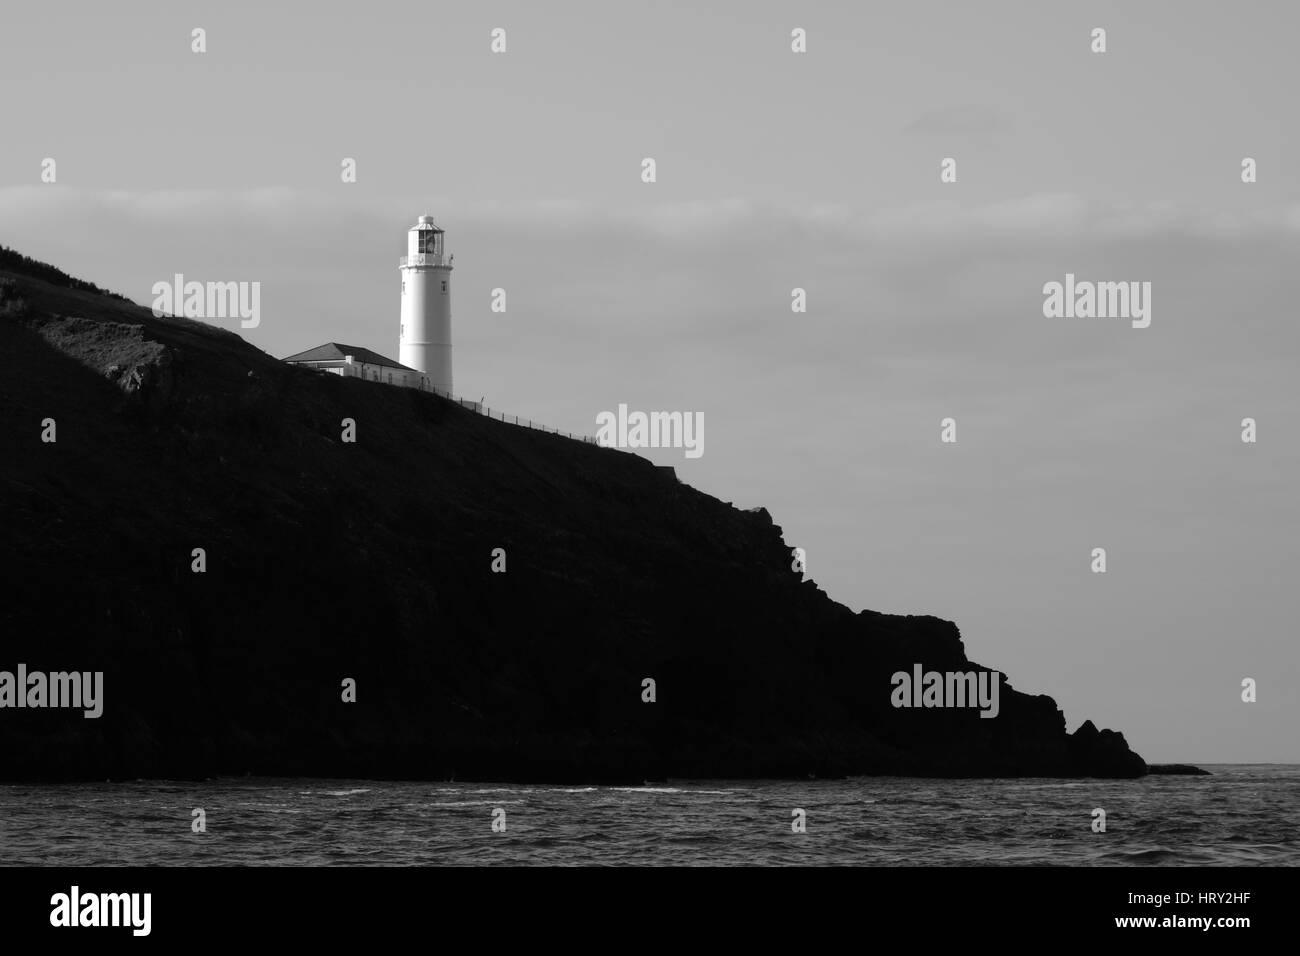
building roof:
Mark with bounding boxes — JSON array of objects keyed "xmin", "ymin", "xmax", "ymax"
[{"xmin": 282, "ymin": 342, "xmax": 419, "ymax": 372}]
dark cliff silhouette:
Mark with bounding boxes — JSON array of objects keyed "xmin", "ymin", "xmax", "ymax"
[{"xmin": 0, "ymin": 252, "xmax": 1146, "ymax": 781}]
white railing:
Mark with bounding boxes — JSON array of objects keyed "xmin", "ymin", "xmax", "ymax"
[{"xmin": 398, "ymin": 254, "xmax": 449, "ymax": 268}]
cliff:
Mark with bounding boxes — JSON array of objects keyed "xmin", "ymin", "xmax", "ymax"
[{"xmin": 0, "ymin": 253, "xmax": 1146, "ymax": 781}]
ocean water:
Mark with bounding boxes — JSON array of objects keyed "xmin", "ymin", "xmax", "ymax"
[{"xmin": 1, "ymin": 765, "xmax": 1295, "ymax": 866}]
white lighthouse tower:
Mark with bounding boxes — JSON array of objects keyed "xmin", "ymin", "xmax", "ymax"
[{"xmin": 398, "ymin": 215, "xmax": 453, "ymax": 393}]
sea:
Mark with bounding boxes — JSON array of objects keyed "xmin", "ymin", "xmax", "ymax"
[{"xmin": 1, "ymin": 765, "xmax": 1295, "ymax": 866}]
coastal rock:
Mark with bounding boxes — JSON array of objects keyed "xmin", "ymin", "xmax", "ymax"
[
  {"xmin": 1146, "ymin": 764, "xmax": 1212, "ymax": 775},
  {"xmin": 0, "ymin": 257, "xmax": 1147, "ymax": 782}
]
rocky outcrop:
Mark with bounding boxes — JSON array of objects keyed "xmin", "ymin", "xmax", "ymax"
[
  {"xmin": 1068, "ymin": 720, "xmax": 1147, "ymax": 778},
  {"xmin": 0, "ymin": 258, "xmax": 1147, "ymax": 782}
]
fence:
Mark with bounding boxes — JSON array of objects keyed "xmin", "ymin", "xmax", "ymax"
[
  {"xmin": 295, "ymin": 359, "xmax": 603, "ymax": 445},
  {"xmin": 426, "ymin": 384, "xmax": 600, "ymax": 445}
]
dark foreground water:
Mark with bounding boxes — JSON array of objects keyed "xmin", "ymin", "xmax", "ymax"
[{"xmin": 1, "ymin": 765, "xmax": 1295, "ymax": 866}]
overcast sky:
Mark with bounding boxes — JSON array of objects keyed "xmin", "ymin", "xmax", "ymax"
[{"xmin": 3, "ymin": 0, "xmax": 1298, "ymax": 762}]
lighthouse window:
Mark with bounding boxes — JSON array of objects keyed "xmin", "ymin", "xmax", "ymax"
[{"xmin": 441, "ymin": 280, "xmax": 447, "ymax": 293}]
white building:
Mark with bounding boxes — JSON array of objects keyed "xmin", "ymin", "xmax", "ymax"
[
  {"xmin": 282, "ymin": 342, "xmax": 431, "ymax": 391},
  {"xmin": 398, "ymin": 215, "xmax": 453, "ymax": 393}
]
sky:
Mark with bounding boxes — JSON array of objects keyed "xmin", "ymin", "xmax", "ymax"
[{"xmin": 2, "ymin": 0, "xmax": 1298, "ymax": 762}]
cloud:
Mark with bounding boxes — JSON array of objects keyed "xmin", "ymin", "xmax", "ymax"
[{"xmin": 8, "ymin": 186, "xmax": 1300, "ymax": 252}]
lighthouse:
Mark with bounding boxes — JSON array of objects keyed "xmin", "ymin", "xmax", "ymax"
[{"xmin": 398, "ymin": 215, "xmax": 453, "ymax": 393}]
